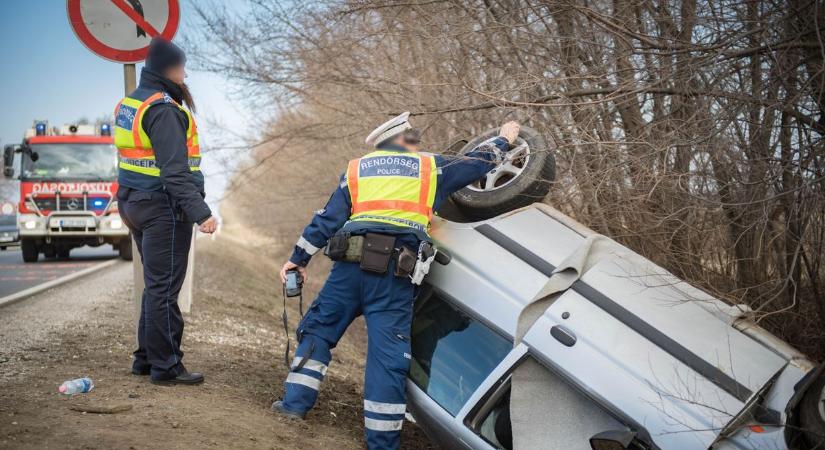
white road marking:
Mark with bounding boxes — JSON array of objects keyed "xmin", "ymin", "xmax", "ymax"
[{"xmin": 0, "ymin": 259, "xmax": 120, "ymax": 308}]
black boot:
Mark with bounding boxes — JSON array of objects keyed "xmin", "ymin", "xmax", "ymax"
[
  {"xmin": 132, "ymin": 360, "xmax": 151, "ymax": 376},
  {"xmin": 150, "ymin": 371, "xmax": 205, "ymax": 386},
  {"xmin": 132, "ymin": 366, "xmax": 151, "ymax": 376},
  {"xmin": 271, "ymin": 400, "xmax": 306, "ymax": 420}
]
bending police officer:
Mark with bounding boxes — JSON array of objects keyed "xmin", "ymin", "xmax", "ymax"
[
  {"xmin": 273, "ymin": 112, "xmax": 520, "ymax": 450},
  {"xmin": 113, "ymin": 38, "xmax": 217, "ymax": 386}
]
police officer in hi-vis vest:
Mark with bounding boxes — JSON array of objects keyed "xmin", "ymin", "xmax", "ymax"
[
  {"xmin": 273, "ymin": 112, "xmax": 520, "ymax": 449},
  {"xmin": 114, "ymin": 38, "xmax": 217, "ymax": 386}
]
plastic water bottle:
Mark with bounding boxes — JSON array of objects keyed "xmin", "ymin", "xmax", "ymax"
[{"xmin": 59, "ymin": 377, "xmax": 94, "ymax": 394}]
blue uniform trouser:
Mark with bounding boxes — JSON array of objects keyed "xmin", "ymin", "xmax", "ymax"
[
  {"xmin": 281, "ymin": 255, "xmax": 416, "ymax": 450},
  {"xmin": 118, "ymin": 187, "xmax": 193, "ymax": 380}
]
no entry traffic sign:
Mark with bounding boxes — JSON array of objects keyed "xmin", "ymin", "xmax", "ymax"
[{"xmin": 67, "ymin": 0, "xmax": 180, "ymax": 63}]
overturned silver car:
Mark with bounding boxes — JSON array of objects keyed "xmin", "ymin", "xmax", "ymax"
[{"xmin": 406, "ymin": 203, "xmax": 825, "ymax": 450}]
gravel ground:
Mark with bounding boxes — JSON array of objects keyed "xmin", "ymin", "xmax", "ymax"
[
  {"xmin": 0, "ymin": 261, "xmax": 131, "ymax": 355},
  {"xmin": 0, "ymin": 234, "xmax": 434, "ymax": 450}
]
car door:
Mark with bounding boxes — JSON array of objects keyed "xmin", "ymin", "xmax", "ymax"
[
  {"xmin": 407, "ymin": 286, "xmax": 522, "ymax": 449},
  {"xmin": 407, "ymin": 286, "xmax": 651, "ymax": 450}
]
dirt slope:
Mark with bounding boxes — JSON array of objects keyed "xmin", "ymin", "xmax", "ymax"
[{"xmin": 0, "ymin": 233, "xmax": 433, "ymax": 449}]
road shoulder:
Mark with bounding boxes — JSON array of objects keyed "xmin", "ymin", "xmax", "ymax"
[
  {"xmin": 0, "ymin": 258, "xmax": 120, "ymax": 308},
  {"xmin": 0, "ymin": 232, "xmax": 432, "ymax": 449}
]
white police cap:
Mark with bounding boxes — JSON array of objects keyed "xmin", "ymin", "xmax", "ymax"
[{"xmin": 365, "ymin": 112, "xmax": 412, "ymax": 147}]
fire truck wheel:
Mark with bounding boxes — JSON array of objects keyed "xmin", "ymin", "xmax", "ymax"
[
  {"xmin": 119, "ymin": 239, "xmax": 133, "ymax": 261},
  {"xmin": 57, "ymin": 247, "xmax": 70, "ymax": 259},
  {"xmin": 21, "ymin": 240, "xmax": 38, "ymax": 263}
]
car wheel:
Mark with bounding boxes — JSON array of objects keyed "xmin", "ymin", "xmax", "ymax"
[
  {"xmin": 119, "ymin": 237, "xmax": 133, "ymax": 261},
  {"xmin": 800, "ymin": 372, "xmax": 825, "ymax": 447},
  {"xmin": 449, "ymin": 125, "xmax": 555, "ymax": 221},
  {"xmin": 21, "ymin": 239, "xmax": 38, "ymax": 263}
]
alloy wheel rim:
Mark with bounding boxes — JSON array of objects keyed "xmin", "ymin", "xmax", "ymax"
[{"xmin": 466, "ymin": 138, "xmax": 531, "ymax": 192}]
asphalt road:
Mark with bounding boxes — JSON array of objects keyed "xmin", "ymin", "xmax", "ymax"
[{"xmin": 0, "ymin": 245, "xmax": 119, "ymax": 299}]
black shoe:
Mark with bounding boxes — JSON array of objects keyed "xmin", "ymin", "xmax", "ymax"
[
  {"xmin": 150, "ymin": 372, "xmax": 205, "ymax": 386},
  {"xmin": 271, "ymin": 400, "xmax": 306, "ymax": 420},
  {"xmin": 132, "ymin": 367, "xmax": 151, "ymax": 376}
]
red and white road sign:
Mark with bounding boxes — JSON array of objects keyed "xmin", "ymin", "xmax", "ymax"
[{"xmin": 67, "ymin": 0, "xmax": 180, "ymax": 63}]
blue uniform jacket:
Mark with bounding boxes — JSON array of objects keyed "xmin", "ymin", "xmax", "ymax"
[
  {"xmin": 118, "ymin": 68, "xmax": 212, "ymax": 224},
  {"xmin": 289, "ymin": 137, "xmax": 509, "ymax": 266}
]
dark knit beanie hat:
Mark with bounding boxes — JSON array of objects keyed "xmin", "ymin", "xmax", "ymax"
[{"xmin": 145, "ymin": 37, "xmax": 186, "ymax": 73}]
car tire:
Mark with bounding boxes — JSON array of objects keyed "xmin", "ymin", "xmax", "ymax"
[
  {"xmin": 799, "ymin": 372, "xmax": 825, "ymax": 447},
  {"xmin": 119, "ymin": 237, "xmax": 133, "ymax": 261},
  {"xmin": 21, "ymin": 239, "xmax": 38, "ymax": 263},
  {"xmin": 449, "ymin": 125, "xmax": 555, "ymax": 221}
]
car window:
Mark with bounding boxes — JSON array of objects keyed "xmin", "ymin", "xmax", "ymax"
[
  {"xmin": 477, "ymin": 387, "xmax": 512, "ymax": 450},
  {"xmin": 409, "ymin": 288, "xmax": 512, "ymax": 416},
  {"xmin": 474, "ymin": 358, "xmax": 632, "ymax": 450}
]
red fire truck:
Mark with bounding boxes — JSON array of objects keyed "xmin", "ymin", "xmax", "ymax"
[{"xmin": 2, "ymin": 121, "xmax": 131, "ymax": 263}]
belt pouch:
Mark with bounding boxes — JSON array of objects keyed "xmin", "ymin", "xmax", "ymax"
[
  {"xmin": 324, "ymin": 232, "xmax": 351, "ymax": 261},
  {"xmin": 360, "ymin": 233, "xmax": 395, "ymax": 274},
  {"xmin": 395, "ymin": 246, "xmax": 417, "ymax": 277},
  {"xmin": 344, "ymin": 236, "xmax": 364, "ymax": 262}
]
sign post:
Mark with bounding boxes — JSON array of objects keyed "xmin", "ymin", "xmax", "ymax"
[
  {"xmin": 122, "ymin": 63, "xmax": 144, "ymax": 319},
  {"xmin": 124, "ymin": 64, "xmax": 137, "ymax": 93},
  {"xmin": 67, "ymin": 0, "xmax": 194, "ymax": 315}
]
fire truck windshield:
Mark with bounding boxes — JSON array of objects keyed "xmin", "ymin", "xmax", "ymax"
[{"xmin": 22, "ymin": 143, "xmax": 118, "ymax": 181}]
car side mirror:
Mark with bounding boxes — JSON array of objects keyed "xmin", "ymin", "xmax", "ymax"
[
  {"xmin": 590, "ymin": 430, "xmax": 637, "ymax": 450},
  {"xmin": 3, "ymin": 145, "xmax": 15, "ymax": 178}
]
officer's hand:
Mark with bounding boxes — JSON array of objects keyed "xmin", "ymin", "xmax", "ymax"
[
  {"xmin": 199, "ymin": 216, "xmax": 218, "ymax": 234},
  {"xmin": 499, "ymin": 121, "xmax": 520, "ymax": 144},
  {"xmin": 280, "ymin": 261, "xmax": 308, "ymax": 284}
]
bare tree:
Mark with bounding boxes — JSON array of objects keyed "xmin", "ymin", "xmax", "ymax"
[{"xmin": 188, "ymin": 0, "xmax": 825, "ymax": 359}]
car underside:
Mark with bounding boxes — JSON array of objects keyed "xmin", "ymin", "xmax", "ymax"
[{"xmin": 405, "ymin": 126, "xmax": 825, "ymax": 450}]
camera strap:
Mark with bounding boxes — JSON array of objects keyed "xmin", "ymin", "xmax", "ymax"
[{"xmin": 281, "ymin": 284, "xmax": 304, "ymax": 368}]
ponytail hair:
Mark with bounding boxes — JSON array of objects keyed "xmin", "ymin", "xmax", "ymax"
[{"xmin": 180, "ymin": 82, "xmax": 196, "ymax": 114}]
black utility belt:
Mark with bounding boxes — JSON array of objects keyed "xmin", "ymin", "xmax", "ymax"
[{"xmin": 325, "ymin": 232, "xmax": 418, "ymax": 278}]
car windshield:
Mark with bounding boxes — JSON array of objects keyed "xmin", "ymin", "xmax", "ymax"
[
  {"xmin": 22, "ymin": 143, "xmax": 117, "ymax": 181},
  {"xmin": 0, "ymin": 215, "xmax": 15, "ymax": 227},
  {"xmin": 409, "ymin": 288, "xmax": 512, "ymax": 416}
]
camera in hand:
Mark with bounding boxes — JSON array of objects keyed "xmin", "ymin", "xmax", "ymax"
[{"xmin": 285, "ymin": 269, "xmax": 303, "ymax": 297}]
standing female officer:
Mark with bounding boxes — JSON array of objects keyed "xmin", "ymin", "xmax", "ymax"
[{"xmin": 113, "ymin": 38, "xmax": 217, "ymax": 385}]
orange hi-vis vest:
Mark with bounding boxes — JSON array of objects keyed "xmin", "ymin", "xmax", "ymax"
[
  {"xmin": 113, "ymin": 91, "xmax": 200, "ymax": 177},
  {"xmin": 346, "ymin": 150, "xmax": 438, "ymax": 233}
]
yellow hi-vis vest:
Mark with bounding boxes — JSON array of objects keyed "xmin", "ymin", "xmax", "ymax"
[
  {"xmin": 113, "ymin": 92, "xmax": 200, "ymax": 177},
  {"xmin": 346, "ymin": 150, "xmax": 438, "ymax": 233}
]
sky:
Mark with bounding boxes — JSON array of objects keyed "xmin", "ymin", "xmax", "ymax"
[{"xmin": 0, "ymin": 0, "xmax": 252, "ymax": 212}]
